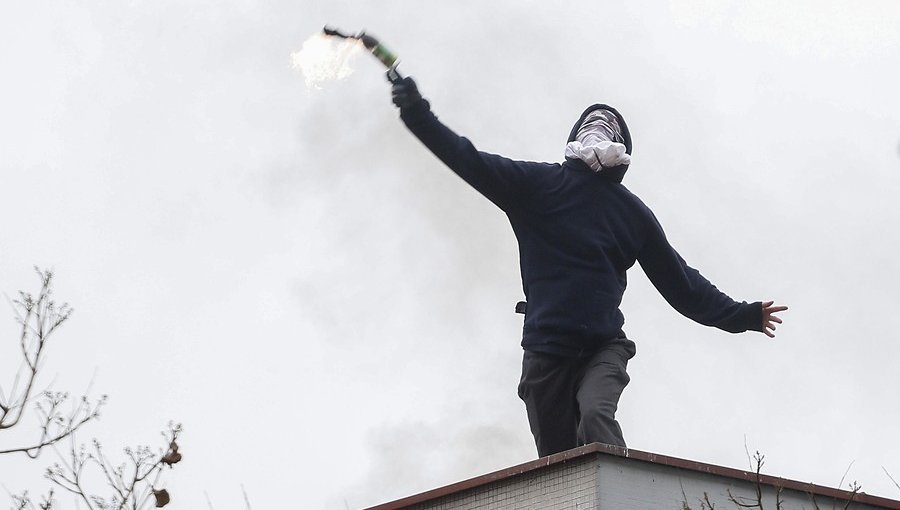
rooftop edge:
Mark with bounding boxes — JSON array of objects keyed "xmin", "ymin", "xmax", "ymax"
[{"xmin": 364, "ymin": 443, "xmax": 900, "ymax": 510}]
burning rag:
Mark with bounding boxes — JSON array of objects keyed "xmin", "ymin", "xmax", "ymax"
[{"xmin": 564, "ymin": 110, "xmax": 631, "ymax": 171}]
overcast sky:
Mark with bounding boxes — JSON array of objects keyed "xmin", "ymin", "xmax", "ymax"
[{"xmin": 2, "ymin": 1, "xmax": 899, "ymax": 508}]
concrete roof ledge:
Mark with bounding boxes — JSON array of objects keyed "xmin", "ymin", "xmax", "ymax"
[{"xmin": 364, "ymin": 443, "xmax": 900, "ymax": 510}]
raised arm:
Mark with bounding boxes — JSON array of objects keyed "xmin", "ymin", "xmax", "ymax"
[{"xmin": 390, "ymin": 75, "xmax": 541, "ymax": 211}]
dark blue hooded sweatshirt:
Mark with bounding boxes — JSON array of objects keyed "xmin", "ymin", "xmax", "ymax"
[{"xmin": 399, "ymin": 98, "xmax": 762, "ymax": 357}]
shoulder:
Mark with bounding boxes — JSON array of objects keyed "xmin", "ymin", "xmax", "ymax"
[
  {"xmin": 614, "ymin": 183, "xmax": 653, "ymax": 213},
  {"xmin": 614, "ymin": 184, "xmax": 665, "ymax": 236},
  {"xmin": 499, "ymin": 158, "xmax": 565, "ymax": 183}
]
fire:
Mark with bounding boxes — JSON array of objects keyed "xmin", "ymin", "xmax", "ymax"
[{"xmin": 291, "ymin": 33, "xmax": 363, "ymax": 89}]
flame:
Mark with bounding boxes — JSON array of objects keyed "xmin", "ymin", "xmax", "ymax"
[{"xmin": 291, "ymin": 33, "xmax": 363, "ymax": 89}]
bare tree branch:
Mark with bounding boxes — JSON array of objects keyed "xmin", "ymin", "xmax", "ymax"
[
  {"xmin": 838, "ymin": 460, "xmax": 855, "ymax": 492},
  {"xmin": 1, "ymin": 269, "xmax": 102, "ymax": 460},
  {"xmin": 0, "ymin": 393, "xmax": 106, "ymax": 457},
  {"xmin": 884, "ymin": 466, "xmax": 900, "ymax": 492},
  {"xmin": 40, "ymin": 423, "xmax": 182, "ymax": 510},
  {"xmin": 727, "ymin": 451, "xmax": 766, "ymax": 509},
  {"xmin": 3, "ymin": 269, "xmax": 182, "ymax": 510},
  {"xmin": 242, "ymin": 484, "xmax": 252, "ymax": 510},
  {"xmin": 842, "ymin": 482, "xmax": 861, "ymax": 510}
]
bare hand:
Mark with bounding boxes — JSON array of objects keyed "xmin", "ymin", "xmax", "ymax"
[{"xmin": 761, "ymin": 300, "xmax": 788, "ymax": 338}]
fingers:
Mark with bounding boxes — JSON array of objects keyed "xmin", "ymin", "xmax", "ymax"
[
  {"xmin": 762, "ymin": 301, "xmax": 788, "ymax": 312},
  {"xmin": 389, "ymin": 77, "xmax": 421, "ymax": 108},
  {"xmin": 760, "ymin": 300, "xmax": 787, "ymax": 339},
  {"xmin": 391, "ymin": 85, "xmax": 411, "ymax": 107}
]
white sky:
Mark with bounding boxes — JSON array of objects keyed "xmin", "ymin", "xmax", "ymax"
[{"xmin": 1, "ymin": 1, "xmax": 899, "ymax": 508}]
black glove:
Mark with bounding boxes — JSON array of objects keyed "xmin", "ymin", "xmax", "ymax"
[{"xmin": 390, "ymin": 75, "xmax": 422, "ymax": 109}]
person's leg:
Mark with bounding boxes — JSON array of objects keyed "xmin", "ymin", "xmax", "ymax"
[
  {"xmin": 518, "ymin": 350, "xmax": 579, "ymax": 457},
  {"xmin": 574, "ymin": 337, "xmax": 636, "ymax": 448}
]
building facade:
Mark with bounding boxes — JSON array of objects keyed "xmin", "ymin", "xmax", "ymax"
[{"xmin": 365, "ymin": 443, "xmax": 900, "ymax": 510}]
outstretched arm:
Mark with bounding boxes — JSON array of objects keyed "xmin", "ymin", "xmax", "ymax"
[
  {"xmin": 639, "ymin": 239, "xmax": 762, "ymax": 334},
  {"xmin": 389, "ymin": 75, "xmax": 540, "ymax": 211},
  {"xmin": 761, "ymin": 300, "xmax": 788, "ymax": 338},
  {"xmin": 637, "ymin": 210, "xmax": 789, "ymax": 336}
]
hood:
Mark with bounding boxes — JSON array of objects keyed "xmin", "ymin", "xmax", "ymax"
[{"xmin": 566, "ymin": 104, "xmax": 632, "ymax": 183}]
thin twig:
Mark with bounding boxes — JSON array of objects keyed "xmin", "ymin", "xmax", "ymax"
[
  {"xmin": 841, "ymin": 482, "xmax": 861, "ymax": 510},
  {"xmin": 1, "ymin": 269, "xmax": 81, "ymax": 457},
  {"xmin": 242, "ymin": 485, "xmax": 253, "ymax": 510},
  {"xmin": 883, "ymin": 467, "xmax": 900, "ymax": 492},
  {"xmin": 728, "ymin": 451, "xmax": 766, "ymax": 509},
  {"xmin": 743, "ymin": 435, "xmax": 753, "ymax": 472},
  {"xmin": 0, "ymin": 397, "xmax": 104, "ymax": 456},
  {"xmin": 838, "ymin": 460, "xmax": 855, "ymax": 491},
  {"xmin": 680, "ymin": 480, "xmax": 693, "ymax": 510}
]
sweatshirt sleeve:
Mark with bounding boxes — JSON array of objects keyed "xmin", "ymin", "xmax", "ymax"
[
  {"xmin": 398, "ymin": 98, "xmax": 538, "ymax": 211},
  {"xmin": 637, "ymin": 214, "xmax": 763, "ymax": 334}
]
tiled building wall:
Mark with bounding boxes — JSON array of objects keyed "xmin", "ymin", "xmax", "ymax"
[
  {"xmin": 405, "ymin": 455, "xmax": 599, "ymax": 510},
  {"xmin": 371, "ymin": 446, "xmax": 900, "ymax": 510},
  {"xmin": 388, "ymin": 453, "xmax": 892, "ymax": 510}
]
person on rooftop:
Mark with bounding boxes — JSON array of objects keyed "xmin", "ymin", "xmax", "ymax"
[{"xmin": 389, "ymin": 75, "xmax": 787, "ymax": 457}]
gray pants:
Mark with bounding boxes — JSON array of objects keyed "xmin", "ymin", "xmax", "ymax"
[{"xmin": 517, "ymin": 337, "xmax": 636, "ymax": 457}]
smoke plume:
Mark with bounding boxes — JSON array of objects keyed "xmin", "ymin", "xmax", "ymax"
[{"xmin": 291, "ymin": 33, "xmax": 362, "ymax": 89}]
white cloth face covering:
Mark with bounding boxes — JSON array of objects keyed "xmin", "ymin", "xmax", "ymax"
[{"xmin": 564, "ymin": 110, "xmax": 631, "ymax": 171}]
